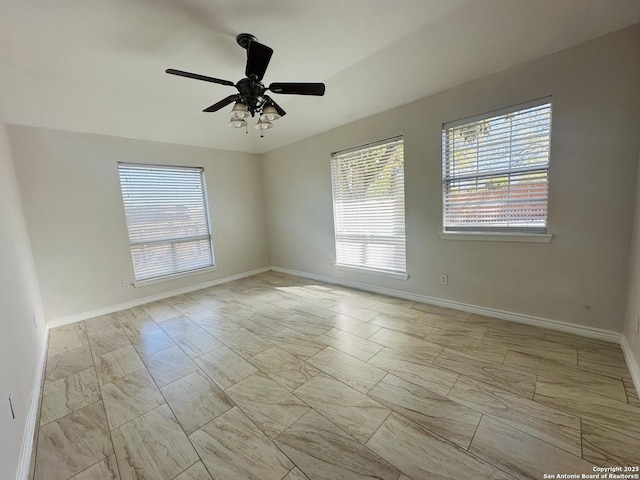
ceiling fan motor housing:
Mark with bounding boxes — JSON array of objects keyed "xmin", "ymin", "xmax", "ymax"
[{"xmin": 236, "ymin": 78, "xmax": 266, "ymax": 116}]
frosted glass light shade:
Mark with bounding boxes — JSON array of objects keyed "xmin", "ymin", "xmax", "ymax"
[
  {"xmin": 255, "ymin": 119, "xmax": 273, "ymax": 130},
  {"xmin": 230, "ymin": 102, "xmax": 250, "ymax": 118},
  {"xmin": 228, "ymin": 118, "xmax": 247, "ymax": 128},
  {"xmin": 260, "ymin": 105, "xmax": 281, "ymax": 122}
]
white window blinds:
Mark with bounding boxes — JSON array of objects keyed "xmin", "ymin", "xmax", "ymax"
[
  {"xmin": 118, "ymin": 163, "xmax": 215, "ymax": 282},
  {"xmin": 442, "ymin": 99, "xmax": 552, "ymax": 233},
  {"xmin": 330, "ymin": 137, "xmax": 406, "ymax": 274}
]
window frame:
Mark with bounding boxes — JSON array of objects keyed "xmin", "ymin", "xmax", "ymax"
[
  {"xmin": 117, "ymin": 162, "xmax": 216, "ymax": 285},
  {"xmin": 330, "ymin": 136, "xmax": 408, "ymax": 278},
  {"xmin": 441, "ymin": 97, "xmax": 553, "ymax": 242}
]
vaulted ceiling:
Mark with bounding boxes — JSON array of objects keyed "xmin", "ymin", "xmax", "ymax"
[{"xmin": 1, "ymin": 0, "xmax": 639, "ymax": 154}]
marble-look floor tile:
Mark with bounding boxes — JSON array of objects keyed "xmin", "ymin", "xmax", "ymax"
[
  {"xmin": 369, "ymin": 328, "xmax": 443, "ymax": 363},
  {"xmin": 232, "ymin": 313, "xmax": 283, "ymax": 337},
  {"xmin": 45, "ymin": 346, "xmax": 94, "ymax": 383},
  {"xmin": 94, "ymin": 345, "xmax": 144, "ymax": 385},
  {"xmin": 581, "ymin": 420, "xmax": 640, "ymax": 467},
  {"xmin": 113, "ymin": 404, "xmax": 199, "ymax": 480},
  {"xmin": 131, "ymin": 327, "xmax": 176, "ymax": 357},
  {"xmin": 543, "ymin": 331, "xmax": 624, "ymax": 357},
  {"xmin": 176, "ymin": 301, "xmax": 217, "ymax": 322},
  {"xmin": 368, "ymin": 374, "xmax": 481, "ymax": 449},
  {"xmin": 174, "ymin": 461, "xmax": 213, "ymax": 480},
  {"xmin": 276, "ymin": 313, "xmax": 332, "ymax": 336},
  {"xmin": 334, "ymin": 320, "xmax": 382, "ymax": 339},
  {"xmin": 578, "ymin": 350, "xmax": 633, "ymax": 380},
  {"xmin": 469, "ymin": 416, "xmax": 596, "ymax": 479},
  {"xmin": 534, "ymin": 379, "xmax": 640, "ymax": 440},
  {"xmin": 366, "ymin": 412, "xmax": 509, "ymax": 480},
  {"xmin": 69, "ymin": 454, "xmax": 120, "ymax": 480},
  {"xmin": 190, "ymin": 406, "xmax": 294, "ymax": 480},
  {"xmin": 219, "ymin": 327, "xmax": 275, "ymax": 359},
  {"xmin": 283, "ymin": 467, "xmax": 310, "ymax": 480},
  {"xmin": 483, "ymin": 329, "xmax": 578, "ymax": 366},
  {"xmin": 368, "ymin": 348, "xmax": 459, "ymax": 397},
  {"xmin": 35, "ymin": 401, "xmax": 113, "ymax": 480},
  {"xmin": 48, "ymin": 323, "xmax": 89, "ymax": 357},
  {"xmin": 411, "ymin": 302, "xmax": 472, "ymax": 319},
  {"xmin": 173, "ymin": 329, "xmax": 223, "ymax": 358},
  {"xmin": 113, "ymin": 307, "xmax": 161, "ymax": 340},
  {"xmin": 294, "ymin": 373, "xmax": 390, "ymax": 443},
  {"xmin": 88, "ymin": 328, "xmax": 132, "ymax": 357},
  {"xmin": 40, "ymin": 368, "xmax": 101, "ymax": 425},
  {"xmin": 161, "ymin": 370, "xmax": 234, "ymax": 434},
  {"xmin": 226, "ymin": 372, "xmax": 309, "ymax": 438},
  {"xmin": 316, "ymin": 327, "xmax": 384, "ymax": 362},
  {"xmin": 425, "ymin": 329, "xmax": 509, "ymax": 364},
  {"xmin": 157, "ymin": 315, "xmax": 202, "ymax": 338},
  {"xmin": 250, "ymin": 346, "xmax": 319, "ymax": 391},
  {"xmin": 306, "ymin": 347, "xmax": 385, "ymax": 394},
  {"xmin": 101, "ymin": 368, "xmax": 165, "ymax": 430},
  {"xmin": 275, "ymin": 409, "xmax": 399, "ymax": 480},
  {"xmin": 329, "ymin": 302, "xmax": 380, "ymax": 322},
  {"xmin": 84, "ymin": 315, "xmax": 120, "ymax": 338},
  {"xmin": 266, "ymin": 328, "xmax": 326, "ymax": 359},
  {"xmin": 434, "ymin": 348, "xmax": 536, "ymax": 398},
  {"xmin": 448, "ymin": 376, "xmax": 582, "ymax": 456},
  {"xmin": 625, "ymin": 379, "xmax": 640, "ymax": 407},
  {"xmin": 419, "ymin": 313, "xmax": 488, "ymax": 338},
  {"xmin": 370, "ymin": 314, "xmax": 433, "ymax": 338},
  {"xmin": 504, "ymin": 351, "xmax": 627, "ymax": 402},
  {"xmin": 141, "ymin": 299, "xmax": 181, "ymax": 322},
  {"xmin": 192, "ymin": 315, "xmax": 244, "ymax": 337},
  {"xmin": 195, "ymin": 345, "xmax": 258, "ymax": 389},
  {"xmin": 143, "ymin": 345, "xmax": 198, "ymax": 387},
  {"xmin": 369, "ymin": 301, "xmax": 424, "ymax": 320}
]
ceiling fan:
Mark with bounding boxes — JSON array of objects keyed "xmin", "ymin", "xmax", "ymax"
[{"xmin": 166, "ymin": 33, "xmax": 325, "ymax": 134}]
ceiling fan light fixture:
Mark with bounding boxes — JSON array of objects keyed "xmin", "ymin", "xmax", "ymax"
[
  {"xmin": 255, "ymin": 119, "xmax": 273, "ymax": 130},
  {"xmin": 230, "ymin": 101, "xmax": 250, "ymax": 118},
  {"xmin": 260, "ymin": 105, "xmax": 281, "ymax": 122},
  {"xmin": 228, "ymin": 118, "xmax": 247, "ymax": 128}
]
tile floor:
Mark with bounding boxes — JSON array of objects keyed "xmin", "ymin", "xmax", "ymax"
[{"xmin": 31, "ymin": 272, "xmax": 640, "ymax": 480}]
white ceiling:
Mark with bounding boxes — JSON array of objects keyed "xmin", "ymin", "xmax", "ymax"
[{"xmin": 1, "ymin": 0, "xmax": 639, "ymax": 154}]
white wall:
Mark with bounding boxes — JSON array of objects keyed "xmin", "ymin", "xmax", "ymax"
[
  {"xmin": 0, "ymin": 121, "xmax": 46, "ymax": 480},
  {"xmin": 263, "ymin": 25, "xmax": 640, "ymax": 332},
  {"xmin": 8, "ymin": 126, "xmax": 270, "ymax": 322},
  {"xmin": 623, "ymin": 151, "xmax": 640, "ymax": 384}
]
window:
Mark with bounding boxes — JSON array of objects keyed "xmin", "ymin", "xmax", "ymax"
[
  {"xmin": 330, "ymin": 137, "xmax": 406, "ymax": 276},
  {"xmin": 118, "ymin": 163, "xmax": 215, "ymax": 282},
  {"xmin": 442, "ymin": 98, "xmax": 552, "ymax": 234}
]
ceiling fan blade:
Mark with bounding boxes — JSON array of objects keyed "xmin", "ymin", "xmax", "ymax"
[
  {"xmin": 203, "ymin": 94, "xmax": 239, "ymax": 112},
  {"xmin": 269, "ymin": 99, "xmax": 286, "ymax": 118},
  {"xmin": 268, "ymin": 82, "xmax": 325, "ymax": 96},
  {"xmin": 245, "ymin": 42, "xmax": 273, "ymax": 81},
  {"xmin": 166, "ymin": 68, "xmax": 235, "ymax": 87}
]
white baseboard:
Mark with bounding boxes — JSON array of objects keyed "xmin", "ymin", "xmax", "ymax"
[
  {"xmin": 48, "ymin": 267, "xmax": 271, "ymax": 329},
  {"xmin": 16, "ymin": 331, "xmax": 48, "ymax": 480},
  {"xmin": 271, "ymin": 266, "xmax": 621, "ymax": 344},
  {"xmin": 621, "ymin": 335, "xmax": 640, "ymax": 398}
]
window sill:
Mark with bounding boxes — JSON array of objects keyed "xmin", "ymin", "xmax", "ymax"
[
  {"xmin": 133, "ymin": 266, "xmax": 219, "ymax": 287},
  {"xmin": 439, "ymin": 232, "xmax": 552, "ymax": 243},
  {"xmin": 334, "ymin": 264, "xmax": 409, "ymax": 280}
]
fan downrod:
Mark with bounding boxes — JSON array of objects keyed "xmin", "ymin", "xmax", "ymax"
[{"xmin": 236, "ymin": 33, "xmax": 258, "ymax": 50}]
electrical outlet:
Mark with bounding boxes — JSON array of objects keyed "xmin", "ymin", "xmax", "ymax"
[
  {"xmin": 8, "ymin": 393, "xmax": 15, "ymax": 419},
  {"xmin": 122, "ymin": 281, "xmax": 130, "ymax": 290},
  {"xmin": 440, "ymin": 274, "xmax": 448, "ymax": 285},
  {"xmin": 254, "ymin": 254, "xmax": 260, "ymax": 261}
]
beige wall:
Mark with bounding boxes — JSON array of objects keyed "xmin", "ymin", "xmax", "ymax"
[
  {"xmin": 624, "ymin": 152, "xmax": 640, "ymax": 378},
  {"xmin": 8, "ymin": 126, "xmax": 270, "ymax": 322},
  {"xmin": 0, "ymin": 121, "xmax": 46, "ymax": 480},
  {"xmin": 263, "ymin": 25, "xmax": 640, "ymax": 331}
]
